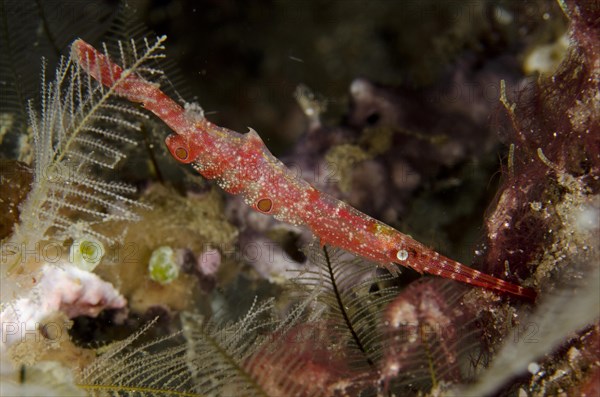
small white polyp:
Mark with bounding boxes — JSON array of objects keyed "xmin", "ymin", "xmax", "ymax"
[{"xmin": 527, "ymin": 362, "xmax": 540, "ymax": 374}]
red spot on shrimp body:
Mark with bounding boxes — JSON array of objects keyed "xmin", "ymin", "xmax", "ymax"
[
  {"xmin": 257, "ymin": 198, "xmax": 273, "ymax": 213},
  {"xmin": 165, "ymin": 134, "xmax": 201, "ymax": 164}
]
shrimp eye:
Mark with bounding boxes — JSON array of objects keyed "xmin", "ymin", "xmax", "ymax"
[{"xmin": 257, "ymin": 198, "xmax": 273, "ymax": 213}]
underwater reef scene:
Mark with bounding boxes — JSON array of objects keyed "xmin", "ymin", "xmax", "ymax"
[{"xmin": 0, "ymin": 0, "xmax": 598, "ymax": 396}]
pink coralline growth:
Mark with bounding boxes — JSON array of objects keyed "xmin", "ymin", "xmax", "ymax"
[
  {"xmin": 0, "ymin": 262, "xmax": 126, "ymax": 365},
  {"xmin": 245, "ymin": 322, "xmax": 372, "ymax": 396},
  {"xmin": 41, "ymin": 265, "xmax": 126, "ymax": 318},
  {"xmin": 11, "ymin": 263, "xmax": 125, "ymax": 321},
  {"xmin": 194, "ymin": 247, "xmax": 221, "ymax": 292},
  {"xmin": 197, "ymin": 247, "xmax": 221, "ymax": 276},
  {"xmin": 380, "ymin": 279, "xmax": 478, "ymax": 391}
]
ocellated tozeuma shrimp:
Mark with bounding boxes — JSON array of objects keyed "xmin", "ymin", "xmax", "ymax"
[{"xmin": 71, "ymin": 37, "xmax": 536, "ymax": 300}]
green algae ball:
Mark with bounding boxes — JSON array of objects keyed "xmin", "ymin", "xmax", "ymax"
[
  {"xmin": 70, "ymin": 237, "xmax": 105, "ymax": 271},
  {"xmin": 148, "ymin": 246, "xmax": 179, "ymax": 284}
]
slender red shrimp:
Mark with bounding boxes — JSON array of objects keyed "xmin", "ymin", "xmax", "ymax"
[{"xmin": 71, "ymin": 38, "xmax": 536, "ymax": 300}]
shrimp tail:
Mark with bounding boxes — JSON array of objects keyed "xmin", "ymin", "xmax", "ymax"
[{"xmin": 397, "ymin": 258, "xmax": 537, "ymax": 300}]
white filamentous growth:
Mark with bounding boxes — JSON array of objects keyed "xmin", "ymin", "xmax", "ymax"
[{"xmin": 184, "ymin": 102, "xmax": 205, "ymax": 122}]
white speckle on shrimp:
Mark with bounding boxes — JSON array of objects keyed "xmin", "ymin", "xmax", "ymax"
[{"xmin": 396, "ymin": 249, "xmax": 409, "ymax": 261}]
